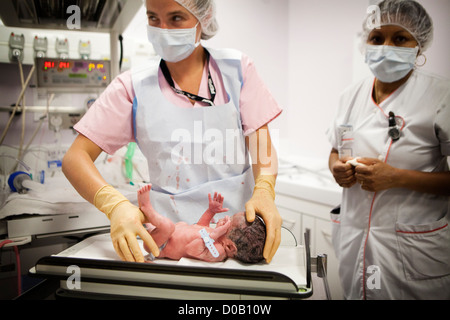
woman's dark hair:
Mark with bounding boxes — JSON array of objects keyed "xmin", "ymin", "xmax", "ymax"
[{"xmin": 228, "ymin": 216, "xmax": 266, "ymax": 264}]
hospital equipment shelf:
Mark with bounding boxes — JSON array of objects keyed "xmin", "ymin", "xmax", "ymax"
[
  {"xmin": 0, "ymin": 0, "xmax": 143, "ymax": 78},
  {"xmin": 1, "ymin": 210, "xmax": 110, "ymax": 239},
  {"xmin": 275, "ymin": 169, "xmax": 344, "ymax": 300}
]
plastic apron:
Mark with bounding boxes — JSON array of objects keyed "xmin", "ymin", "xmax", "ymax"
[
  {"xmin": 131, "ymin": 48, "xmax": 254, "ymax": 225},
  {"xmin": 329, "ymin": 71, "xmax": 450, "ymax": 300}
]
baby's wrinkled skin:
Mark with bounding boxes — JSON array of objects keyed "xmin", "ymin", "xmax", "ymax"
[{"xmin": 138, "ymin": 184, "xmax": 247, "ymax": 262}]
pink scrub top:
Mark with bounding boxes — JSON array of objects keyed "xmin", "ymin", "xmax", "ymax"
[{"xmin": 74, "ymin": 51, "xmax": 282, "ymax": 155}]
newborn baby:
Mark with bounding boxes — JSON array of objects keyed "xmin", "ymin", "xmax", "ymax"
[{"xmin": 138, "ymin": 184, "xmax": 266, "ymax": 263}]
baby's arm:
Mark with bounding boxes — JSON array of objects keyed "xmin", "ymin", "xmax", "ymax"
[
  {"xmin": 197, "ymin": 192, "xmax": 229, "ymax": 226},
  {"xmin": 185, "ymin": 238, "xmax": 226, "ymax": 262},
  {"xmin": 185, "ymin": 220, "xmax": 232, "ymax": 261},
  {"xmin": 209, "ymin": 218, "xmax": 231, "ymax": 239}
]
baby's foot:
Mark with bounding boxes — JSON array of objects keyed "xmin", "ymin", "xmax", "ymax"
[
  {"xmin": 138, "ymin": 184, "xmax": 152, "ymax": 211},
  {"xmin": 137, "ymin": 184, "xmax": 175, "ymax": 250}
]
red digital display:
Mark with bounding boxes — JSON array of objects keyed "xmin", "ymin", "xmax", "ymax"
[
  {"xmin": 44, "ymin": 61, "xmax": 55, "ymax": 69},
  {"xmin": 58, "ymin": 61, "xmax": 70, "ymax": 69},
  {"xmin": 42, "ymin": 60, "xmax": 71, "ymax": 70}
]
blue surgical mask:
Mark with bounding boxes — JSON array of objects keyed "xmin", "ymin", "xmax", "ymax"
[
  {"xmin": 147, "ymin": 23, "xmax": 200, "ymax": 63},
  {"xmin": 365, "ymin": 45, "xmax": 419, "ymax": 83}
]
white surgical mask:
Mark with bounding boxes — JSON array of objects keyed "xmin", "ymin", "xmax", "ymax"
[
  {"xmin": 147, "ymin": 23, "xmax": 200, "ymax": 63},
  {"xmin": 365, "ymin": 45, "xmax": 419, "ymax": 83}
]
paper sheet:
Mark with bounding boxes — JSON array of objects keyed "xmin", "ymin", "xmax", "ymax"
[{"xmin": 56, "ymin": 233, "xmax": 306, "ymax": 286}]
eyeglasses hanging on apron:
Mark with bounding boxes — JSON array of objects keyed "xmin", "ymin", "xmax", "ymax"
[{"xmin": 159, "ymin": 52, "xmax": 216, "ymax": 107}]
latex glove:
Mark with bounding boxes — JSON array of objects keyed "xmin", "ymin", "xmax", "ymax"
[
  {"xmin": 94, "ymin": 185, "xmax": 159, "ymax": 262},
  {"xmin": 245, "ymin": 175, "xmax": 282, "ymax": 263}
]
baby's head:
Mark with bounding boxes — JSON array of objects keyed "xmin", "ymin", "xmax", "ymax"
[{"xmin": 226, "ymin": 213, "xmax": 266, "ymax": 264}]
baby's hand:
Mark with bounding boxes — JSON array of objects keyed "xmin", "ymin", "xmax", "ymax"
[
  {"xmin": 208, "ymin": 192, "xmax": 229, "ymax": 214},
  {"xmin": 211, "ymin": 218, "xmax": 232, "ymax": 239},
  {"xmin": 216, "ymin": 215, "xmax": 230, "ymax": 227}
]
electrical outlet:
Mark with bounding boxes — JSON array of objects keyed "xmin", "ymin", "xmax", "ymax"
[
  {"xmin": 8, "ymin": 32, "xmax": 24, "ymax": 62},
  {"xmin": 33, "ymin": 36, "xmax": 48, "ymax": 58},
  {"xmin": 48, "ymin": 113, "xmax": 83, "ymax": 131}
]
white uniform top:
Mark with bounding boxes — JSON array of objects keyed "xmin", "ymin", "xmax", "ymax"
[{"xmin": 327, "ymin": 70, "xmax": 450, "ymax": 300}]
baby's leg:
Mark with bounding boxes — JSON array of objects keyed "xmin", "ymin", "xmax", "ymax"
[{"xmin": 138, "ymin": 184, "xmax": 175, "ymax": 248}]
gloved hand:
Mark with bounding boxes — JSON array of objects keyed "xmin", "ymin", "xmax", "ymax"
[
  {"xmin": 245, "ymin": 175, "xmax": 282, "ymax": 263},
  {"xmin": 94, "ymin": 184, "xmax": 159, "ymax": 262}
]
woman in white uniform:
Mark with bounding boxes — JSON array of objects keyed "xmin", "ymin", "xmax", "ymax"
[
  {"xmin": 327, "ymin": 0, "xmax": 450, "ymax": 299},
  {"xmin": 62, "ymin": 0, "xmax": 282, "ymax": 264}
]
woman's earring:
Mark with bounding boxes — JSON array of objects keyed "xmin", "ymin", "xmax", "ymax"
[{"xmin": 415, "ymin": 54, "xmax": 427, "ymax": 67}]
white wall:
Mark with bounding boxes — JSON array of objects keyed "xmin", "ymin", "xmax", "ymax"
[
  {"xmin": 285, "ymin": 0, "xmax": 450, "ymax": 160},
  {"xmin": 286, "ymin": 0, "xmax": 367, "ymax": 160},
  {"xmin": 205, "ymin": 0, "xmax": 290, "ymax": 125},
  {"xmin": 1, "ymin": 0, "xmax": 449, "ymax": 161}
]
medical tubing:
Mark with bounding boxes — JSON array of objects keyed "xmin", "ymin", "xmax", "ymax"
[
  {"xmin": 0, "ymin": 155, "xmax": 31, "ymax": 173},
  {"xmin": 21, "ymin": 179, "xmax": 44, "ymax": 192},
  {"xmin": 18, "ymin": 60, "xmax": 26, "ymax": 162},
  {"xmin": 1, "ymin": 155, "xmax": 32, "ymax": 188},
  {"xmin": 19, "ymin": 93, "xmax": 53, "ymax": 161},
  {"xmin": 0, "ymin": 63, "xmax": 36, "ymax": 145},
  {"xmin": 0, "ymin": 240, "xmax": 21, "ymax": 296},
  {"xmin": 124, "ymin": 142, "xmax": 136, "ymax": 182}
]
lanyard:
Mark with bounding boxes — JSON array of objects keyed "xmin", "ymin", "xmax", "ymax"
[{"xmin": 159, "ymin": 53, "xmax": 216, "ymax": 107}]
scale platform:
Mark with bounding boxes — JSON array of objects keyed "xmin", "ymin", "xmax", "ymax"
[{"xmin": 30, "ymin": 233, "xmax": 313, "ymax": 300}]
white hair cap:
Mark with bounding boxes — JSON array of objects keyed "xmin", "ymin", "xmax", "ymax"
[
  {"xmin": 175, "ymin": 0, "xmax": 219, "ymax": 40},
  {"xmin": 362, "ymin": 0, "xmax": 434, "ymax": 52}
]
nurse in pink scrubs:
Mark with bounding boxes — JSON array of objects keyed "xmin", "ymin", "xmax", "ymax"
[{"xmin": 62, "ymin": 0, "xmax": 282, "ymax": 264}]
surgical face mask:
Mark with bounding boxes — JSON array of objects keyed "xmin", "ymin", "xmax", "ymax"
[
  {"xmin": 365, "ymin": 45, "xmax": 419, "ymax": 83},
  {"xmin": 147, "ymin": 23, "xmax": 200, "ymax": 63}
]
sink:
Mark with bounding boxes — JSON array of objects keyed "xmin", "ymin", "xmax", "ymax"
[{"xmin": 276, "ymin": 159, "xmax": 342, "ymax": 206}]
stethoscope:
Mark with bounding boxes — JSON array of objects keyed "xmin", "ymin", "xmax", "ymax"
[{"xmin": 388, "ymin": 111, "xmax": 401, "ymax": 141}]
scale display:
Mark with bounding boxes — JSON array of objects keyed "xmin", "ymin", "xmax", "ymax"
[{"xmin": 36, "ymin": 58, "xmax": 111, "ymax": 89}]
